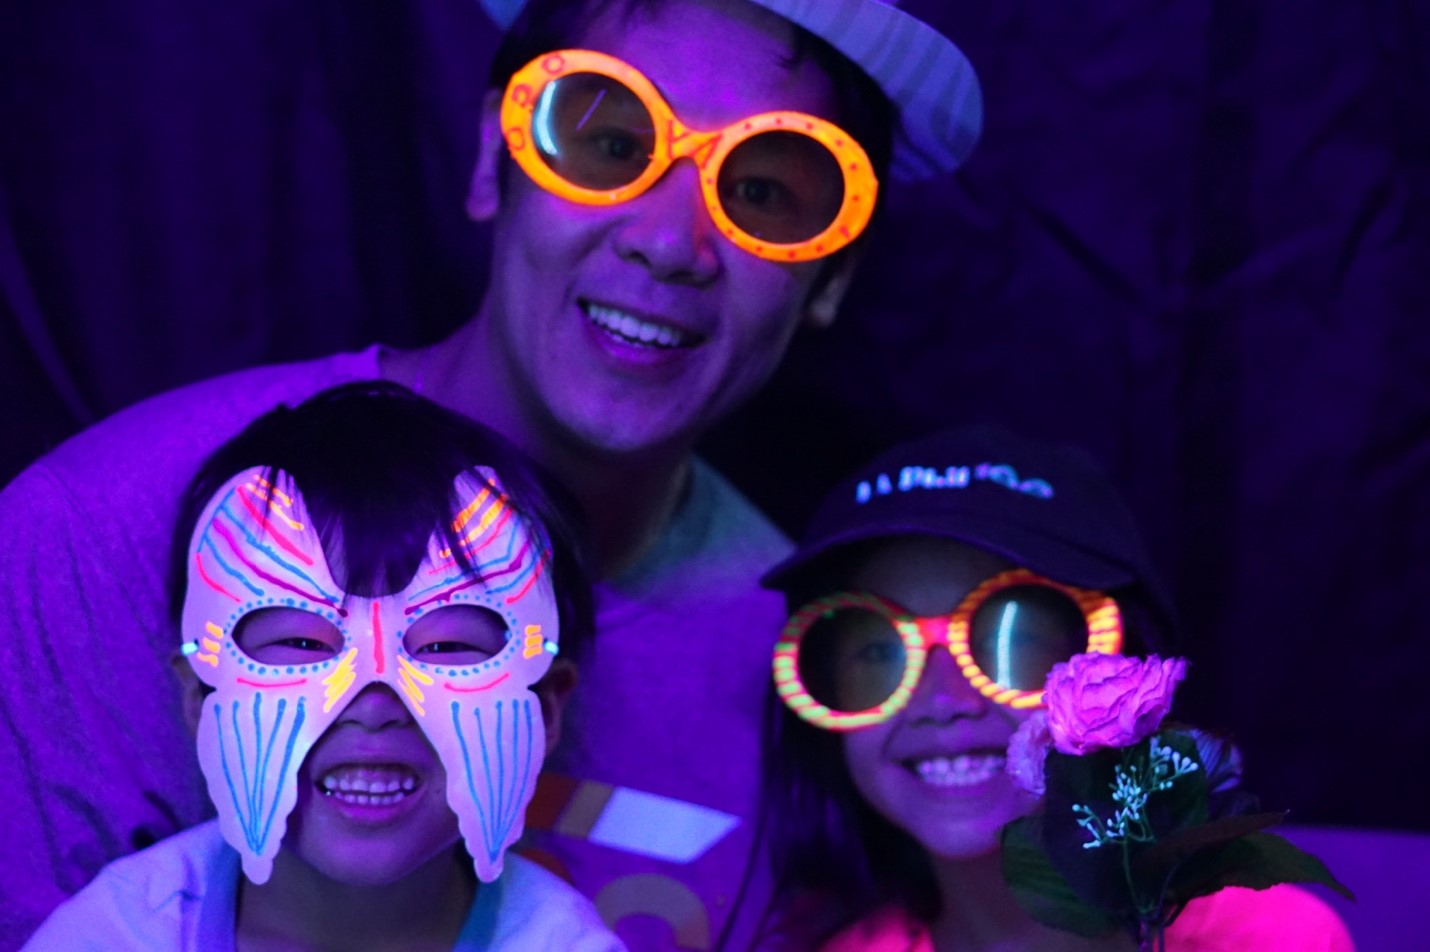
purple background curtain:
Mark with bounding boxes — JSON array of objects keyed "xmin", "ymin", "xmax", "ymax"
[{"xmin": 3, "ymin": 0, "xmax": 1427, "ymax": 831}]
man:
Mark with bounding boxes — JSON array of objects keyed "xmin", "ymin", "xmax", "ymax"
[{"xmin": 0, "ymin": 0, "xmax": 980, "ymax": 947}]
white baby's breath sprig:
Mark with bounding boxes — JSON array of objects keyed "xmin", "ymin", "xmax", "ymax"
[{"xmin": 1072, "ymin": 737, "xmax": 1200, "ymax": 851}]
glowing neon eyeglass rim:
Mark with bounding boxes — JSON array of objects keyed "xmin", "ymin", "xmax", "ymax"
[
  {"xmin": 773, "ymin": 568, "xmax": 1124, "ymax": 731},
  {"xmin": 500, "ymin": 48, "xmax": 879, "ymax": 263}
]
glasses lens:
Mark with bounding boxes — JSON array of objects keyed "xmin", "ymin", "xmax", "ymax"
[
  {"xmin": 968, "ymin": 586, "xmax": 1089, "ymax": 691},
  {"xmin": 718, "ymin": 131, "xmax": 844, "ymax": 244},
  {"xmin": 796, "ymin": 605, "xmax": 907, "ymax": 713},
  {"xmin": 531, "ymin": 72, "xmax": 655, "ymax": 190}
]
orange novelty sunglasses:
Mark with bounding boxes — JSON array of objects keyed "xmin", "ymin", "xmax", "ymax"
[{"xmin": 500, "ymin": 49, "xmax": 879, "ymax": 263}]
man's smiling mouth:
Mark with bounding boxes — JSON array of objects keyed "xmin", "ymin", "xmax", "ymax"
[{"xmin": 583, "ymin": 301, "xmax": 701, "ymax": 350}]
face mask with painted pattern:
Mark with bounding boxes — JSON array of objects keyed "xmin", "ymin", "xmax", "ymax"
[{"xmin": 182, "ymin": 466, "xmax": 559, "ymax": 884}]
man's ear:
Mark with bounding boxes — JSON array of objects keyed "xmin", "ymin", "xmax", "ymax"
[
  {"xmin": 170, "ymin": 650, "xmax": 206, "ymax": 737},
  {"xmin": 534, "ymin": 658, "xmax": 578, "ymax": 759},
  {"xmin": 803, "ymin": 248, "xmax": 862, "ymax": 330},
  {"xmin": 466, "ymin": 89, "xmax": 507, "ymax": 222}
]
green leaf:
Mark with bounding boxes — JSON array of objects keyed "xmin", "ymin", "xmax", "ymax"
[
  {"xmin": 1132, "ymin": 812, "xmax": 1288, "ymax": 882},
  {"xmin": 1000, "ymin": 816, "xmax": 1127, "ymax": 938},
  {"xmin": 1039, "ymin": 747, "xmax": 1141, "ymax": 913},
  {"xmin": 1162, "ymin": 832, "xmax": 1356, "ymax": 903},
  {"xmin": 1039, "ymin": 736, "xmax": 1213, "ymax": 913}
]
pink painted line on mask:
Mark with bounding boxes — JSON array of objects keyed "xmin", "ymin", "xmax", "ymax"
[
  {"xmin": 237, "ymin": 677, "xmax": 308, "ymax": 688},
  {"xmin": 211, "ymin": 517, "xmax": 339, "ymax": 611},
  {"xmin": 372, "ymin": 601, "xmax": 385, "ymax": 674},
  {"xmin": 463, "ymin": 505, "xmax": 513, "ymax": 551},
  {"xmin": 406, "ymin": 540, "xmax": 535, "ymax": 613},
  {"xmin": 476, "ymin": 537, "xmax": 532, "ymax": 587},
  {"xmin": 236, "ymin": 485, "xmax": 314, "ymax": 566},
  {"xmin": 444, "ymin": 672, "xmax": 510, "ymax": 693},
  {"xmin": 194, "ymin": 552, "xmax": 243, "ymax": 603},
  {"xmin": 429, "ymin": 507, "xmax": 516, "ymax": 573},
  {"xmin": 505, "ymin": 553, "xmax": 547, "ymax": 604}
]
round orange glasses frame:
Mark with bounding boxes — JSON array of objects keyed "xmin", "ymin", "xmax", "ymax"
[{"xmin": 500, "ymin": 49, "xmax": 879, "ymax": 263}]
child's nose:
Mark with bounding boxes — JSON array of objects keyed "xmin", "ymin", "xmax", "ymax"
[
  {"xmin": 907, "ymin": 648, "xmax": 990, "ymax": 725},
  {"xmin": 336, "ymin": 683, "xmax": 413, "ymax": 731}
]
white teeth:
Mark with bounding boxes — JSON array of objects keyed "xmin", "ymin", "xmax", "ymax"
[
  {"xmin": 319, "ymin": 764, "xmax": 419, "ymax": 804},
  {"xmin": 322, "ymin": 786, "xmax": 412, "ymax": 806},
  {"xmin": 913, "ymin": 753, "xmax": 1005, "ymax": 788},
  {"xmin": 585, "ymin": 303, "xmax": 691, "ymax": 348}
]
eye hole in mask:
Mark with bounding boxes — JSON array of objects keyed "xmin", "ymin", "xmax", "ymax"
[
  {"xmin": 233, "ymin": 607, "xmax": 345, "ymax": 665},
  {"xmin": 403, "ymin": 605, "xmax": 511, "ymax": 667}
]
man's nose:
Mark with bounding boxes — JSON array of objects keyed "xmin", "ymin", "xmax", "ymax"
[
  {"xmin": 612, "ymin": 161, "xmax": 721, "ymax": 284},
  {"xmin": 905, "ymin": 646, "xmax": 990, "ymax": 725},
  {"xmin": 336, "ymin": 683, "xmax": 414, "ymax": 731}
]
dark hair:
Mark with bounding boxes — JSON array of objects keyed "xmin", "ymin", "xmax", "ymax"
[
  {"xmin": 759, "ymin": 546, "xmax": 937, "ymax": 944},
  {"xmin": 762, "ymin": 694, "xmax": 939, "ymax": 944},
  {"xmin": 759, "ymin": 546, "xmax": 1175, "ymax": 944},
  {"xmin": 485, "ymin": 0, "xmax": 896, "ymax": 288},
  {"xmin": 168, "ymin": 381, "xmax": 595, "ymax": 661}
]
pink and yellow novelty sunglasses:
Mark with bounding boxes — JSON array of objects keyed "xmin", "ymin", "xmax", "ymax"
[{"xmin": 774, "ymin": 568, "xmax": 1124, "ymax": 731}]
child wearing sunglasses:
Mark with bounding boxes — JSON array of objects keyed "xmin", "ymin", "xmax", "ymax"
[
  {"xmin": 757, "ymin": 425, "xmax": 1353, "ymax": 951},
  {"xmin": 22, "ymin": 383, "xmax": 624, "ymax": 951}
]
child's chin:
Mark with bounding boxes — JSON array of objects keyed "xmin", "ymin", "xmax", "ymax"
[
  {"xmin": 912, "ymin": 792, "xmax": 1042, "ymax": 862},
  {"xmin": 271, "ymin": 820, "xmax": 466, "ymax": 889},
  {"xmin": 289, "ymin": 844, "xmax": 460, "ymax": 888},
  {"xmin": 918, "ymin": 825, "xmax": 1005, "ymax": 862}
]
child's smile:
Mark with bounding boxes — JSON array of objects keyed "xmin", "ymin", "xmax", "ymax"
[
  {"xmin": 283, "ymin": 684, "xmax": 465, "ymax": 887},
  {"xmin": 907, "ymin": 750, "xmax": 1008, "ymax": 789},
  {"xmin": 318, "ymin": 763, "xmax": 421, "ymax": 810}
]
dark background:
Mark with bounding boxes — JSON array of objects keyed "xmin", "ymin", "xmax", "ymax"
[{"xmin": 2, "ymin": 0, "xmax": 1427, "ymax": 831}]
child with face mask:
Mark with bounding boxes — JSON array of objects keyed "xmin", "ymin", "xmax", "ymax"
[
  {"xmin": 22, "ymin": 382, "xmax": 624, "ymax": 951},
  {"xmin": 757, "ymin": 425, "xmax": 1353, "ymax": 951}
]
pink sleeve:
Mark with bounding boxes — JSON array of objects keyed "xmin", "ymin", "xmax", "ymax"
[
  {"xmin": 818, "ymin": 906, "xmax": 935, "ymax": 952},
  {"xmin": 1168, "ymin": 884, "xmax": 1355, "ymax": 951}
]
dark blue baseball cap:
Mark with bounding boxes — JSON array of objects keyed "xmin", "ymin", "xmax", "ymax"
[{"xmin": 761, "ymin": 424, "xmax": 1178, "ymax": 640}]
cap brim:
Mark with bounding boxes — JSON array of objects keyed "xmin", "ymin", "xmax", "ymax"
[{"xmin": 760, "ymin": 511, "xmax": 1140, "ymax": 594}]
